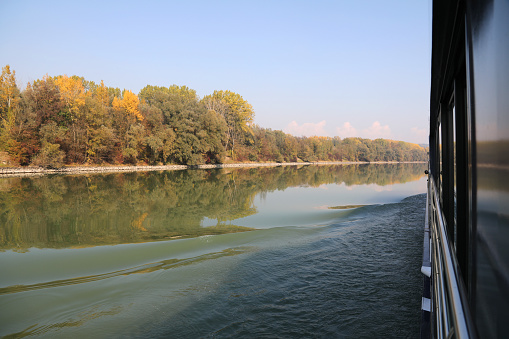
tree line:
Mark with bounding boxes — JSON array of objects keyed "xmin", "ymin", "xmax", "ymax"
[{"xmin": 0, "ymin": 65, "xmax": 427, "ymax": 168}]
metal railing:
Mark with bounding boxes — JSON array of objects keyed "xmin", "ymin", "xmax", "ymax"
[{"xmin": 428, "ymin": 176, "xmax": 475, "ymax": 339}]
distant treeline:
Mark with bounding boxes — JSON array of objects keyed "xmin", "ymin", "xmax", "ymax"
[{"xmin": 0, "ymin": 65, "xmax": 428, "ymax": 167}]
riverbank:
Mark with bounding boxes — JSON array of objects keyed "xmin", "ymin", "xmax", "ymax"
[{"xmin": 0, "ymin": 161, "xmax": 425, "ymax": 177}]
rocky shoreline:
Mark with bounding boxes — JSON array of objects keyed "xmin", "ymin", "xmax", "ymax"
[{"xmin": 0, "ymin": 161, "xmax": 423, "ymax": 177}]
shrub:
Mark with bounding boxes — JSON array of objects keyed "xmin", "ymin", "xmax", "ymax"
[{"xmin": 32, "ymin": 142, "xmax": 65, "ymax": 169}]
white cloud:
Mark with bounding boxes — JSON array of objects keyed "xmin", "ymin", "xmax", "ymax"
[
  {"xmin": 335, "ymin": 121, "xmax": 392, "ymax": 139},
  {"xmin": 285, "ymin": 120, "xmax": 327, "ymax": 137},
  {"xmin": 286, "ymin": 120, "xmax": 395, "ymax": 140},
  {"xmin": 361, "ymin": 121, "xmax": 392, "ymax": 139},
  {"xmin": 336, "ymin": 122, "xmax": 357, "ymax": 138}
]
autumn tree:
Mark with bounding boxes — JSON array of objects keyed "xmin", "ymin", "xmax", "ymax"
[
  {"xmin": 110, "ymin": 90, "xmax": 144, "ymax": 163},
  {"xmin": 94, "ymin": 80, "xmax": 110, "ymax": 109},
  {"xmin": 0, "ymin": 65, "xmax": 23, "ymax": 160},
  {"xmin": 80, "ymin": 80, "xmax": 118, "ymax": 163},
  {"xmin": 51, "ymin": 75, "xmax": 91, "ymax": 162},
  {"xmin": 112, "ymin": 90, "xmax": 143, "ymax": 122},
  {"xmin": 2, "ymin": 76, "xmax": 67, "ymax": 165},
  {"xmin": 0, "ymin": 65, "xmax": 20, "ymax": 122},
  {"xmin": 31, "ymin": 121, "xmax": 66, "ymax": 168},
  {"xmin": 54, "ymin": 75, "xmax": 89, "ymax": 121}
]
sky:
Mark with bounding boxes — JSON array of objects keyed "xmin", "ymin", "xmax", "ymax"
[{"xmin": 0, "ymin": 0, "xmax": 431, "ymax": 144}]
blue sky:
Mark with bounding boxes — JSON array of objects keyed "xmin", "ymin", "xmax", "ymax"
[{"xmin": 0, "ymin": 0, "xmax": 431, "ymax": 144}]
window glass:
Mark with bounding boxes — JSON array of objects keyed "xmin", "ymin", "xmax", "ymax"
[
  {"xmin": 438, "ymin": 119, "xmax": 442, "ymax": 203},
  {"xmin": 451, "ymin": 101, "xmax": 457, "ymax": 248}
]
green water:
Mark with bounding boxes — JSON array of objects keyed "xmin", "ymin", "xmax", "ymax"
[{"xmin": 0, "ymin": 163, "xmax": 428, "ymax": 338}]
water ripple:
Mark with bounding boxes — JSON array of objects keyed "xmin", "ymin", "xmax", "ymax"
[{"xmin": 0, "ymin": 247, "xmax": 251, "ymax": 296}]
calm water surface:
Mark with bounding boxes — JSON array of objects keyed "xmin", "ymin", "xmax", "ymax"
[{"xmin": 0, "ymin": 164, "xmax": 427, "ymax": 338}]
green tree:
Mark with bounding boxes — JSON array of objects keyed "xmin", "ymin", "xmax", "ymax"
[
  {"xmin": 139, "ymin": 85, "xmax": 227, "ymax": 165},
  {"xmin": 202, "ymin": 90, "xmax": 254, "ymax": 160}
]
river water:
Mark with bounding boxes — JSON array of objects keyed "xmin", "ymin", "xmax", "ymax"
[{"xmin": 0, "ymin": 164, "xmax": 427, "ymax": 338}]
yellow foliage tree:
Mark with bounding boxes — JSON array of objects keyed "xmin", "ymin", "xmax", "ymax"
[
  {"xmin": 112, "ymin": 90, "xmax": 143, "ymax": 121},
  {"xmin": 208, "ymin": 90, "xmax": 254, "ymax": 127},
  {"xmin": 0, "ymin": 65, "xmax": 20, "ymax": 121},
  {"xmin": 54, "ymin": 75, "xmax": 89, "ymax": 120},
  {"xmin": 94, "ymin": 80, "xmax": 109, "ymax": 108}
]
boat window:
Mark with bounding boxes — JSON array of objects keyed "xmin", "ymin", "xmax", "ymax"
[
  {"xmin": 438, "ymin": 119, "xmax": 442, "ymax": 203},
  {"xmin": 450, "ymin": 98, "xmax": 457, "ymax": 249}
]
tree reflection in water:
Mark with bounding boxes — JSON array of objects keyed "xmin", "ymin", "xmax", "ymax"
[{"xmin": 0, "ymin": 163, "xmax": 426, "ymax": 250}]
